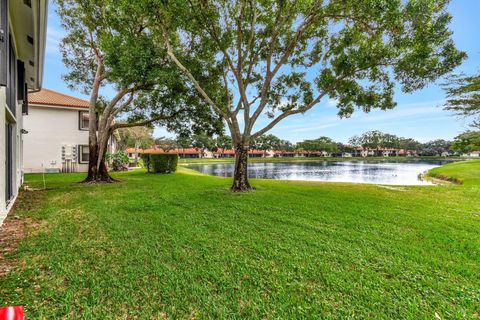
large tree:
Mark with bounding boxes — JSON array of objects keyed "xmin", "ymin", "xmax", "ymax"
[
  {"xmin": 296, "ymin": 137, "xmax": 338, "ymax": 153},
  {"xmin": 151, "ymin": 0, "xmax": 465, "ymax": 191},
  {"xmin": 252, "ymin": 134, "xmax": 282, "ymax": 156},
  {"xmin": 443, "ymin": 74, "xmax": 480, "ymax": 128},
  {"xmin": 349, "ymin": 131, "xmax": 400, "ymax": 150},
  {"xmin": 116, "ymin": 126, "xmax": 154, "ymax": 151},
  {"xmin": 56, "ymin": 0, "xmax": 221, "ymax": 182},
  {"xmin": 420, "ymin": 139, "xmax": 452, "ymax": 156},
  {"xmin": 451, "ymin": 131, "xmax": 480, "ymax": 153}
]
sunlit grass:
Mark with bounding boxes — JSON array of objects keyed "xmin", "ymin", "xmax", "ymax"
[{"xmin": 0, "ymin": 161, "xmax": 479, "ymax": 318}]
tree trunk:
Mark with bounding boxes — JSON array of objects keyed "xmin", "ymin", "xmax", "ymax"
[
  {"xmin": 83, "ymin": 133, "xmax": 116, "ymax": 183},
  {"xmin": 231, "ymin": 143, "xmax": 254, "ymax": 192}
]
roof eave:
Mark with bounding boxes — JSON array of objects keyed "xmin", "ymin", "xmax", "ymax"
[{"xmin": 32, "ymin": 0, "xmax": 48, "ymax": 90}]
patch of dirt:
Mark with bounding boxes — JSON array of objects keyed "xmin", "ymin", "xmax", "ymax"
[
  {"xmin": 0, "ymin": 190, "xmax": 43, "ymax": 277},
  {"xmin": 429, "ymin": 174, "xmax": 463, "ymax": 185},
  {"xmin": 0, "ymin": 217, "xmax": 29, "ymax": 277}
]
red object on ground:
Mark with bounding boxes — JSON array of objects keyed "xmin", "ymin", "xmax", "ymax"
[{"xmin": 0, "ymin": 306, "xmax": 24, "ymax": 320}]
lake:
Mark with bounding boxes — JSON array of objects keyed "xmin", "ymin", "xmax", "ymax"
[{"xmin": 186, "ymin": 160, "xmax": 451, "ymax": 185}]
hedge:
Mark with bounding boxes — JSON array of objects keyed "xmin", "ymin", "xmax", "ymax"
[{"xmin": 140, "ymin": 153, "xmax": 178, "ymax": 173}]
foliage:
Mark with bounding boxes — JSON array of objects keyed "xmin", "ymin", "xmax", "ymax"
[
  {"xmin": 142, "ymin": 153, "xmax": 178, "ymax": 173},
  {"xmin": 116, "ymin": 127, "xmax": 154, "ymax": 150},
  {"xmin": 420, "ymin": 139, "xmax": 452, "ymax": 156},
  {"xmin": 150, "ymin": 0, "xmax": 465, "ymax": 190},
  {"xmin": 398, "ymin": 138, "xmax": 422, "ymax": 151},
  {"xmin": 443, "ymin": 74, "xmax": 480, "ymax": 128},
  {"xmin": 452, "ymin": 131, "xmax": 480, "ymax": 153},
  {"xmin": 296, "ymin": 137, "xmax": 338, "ymax": 153},
  {"xmin": 55, "ymin": 0, "xmax": 223, "ymax": 181},
  {"xmin": 252, "ymin": 134, "xmax": 282, "ymax": 151},
  {"xmin": 215, "ymin": 135, "xmax": 233, "ymax": 150},
  {"xmin": 277, "ymin": 139, "xmax": 294, "ymax": 152},
  {"xmin": 106, "ymin": 151, "xmax": 129, "ymax": 172},
  {"xmin": 2, "ymin": 162, "xmax": 479, "ymax": 317},
  {"xmin": 140, "ymin": 153, "xmax": 151, "ymax": 171},
  {"xmin": 155, "ymin": 137, "xmax": 178, "ymax": 151},
  {"xmin": 349, "ymin": 131, "xmax": 400, "ymax": 149},
  {"xmin": 191, "ymin": 133, "xmax": 216, "ymax": 153}
]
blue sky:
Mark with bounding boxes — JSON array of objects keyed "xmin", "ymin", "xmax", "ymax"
[{"xmin": 43, "ymin": 1, "xmax": 480, "ymax": 143}]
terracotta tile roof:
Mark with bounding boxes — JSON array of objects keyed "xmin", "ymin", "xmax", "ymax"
[
  {"xmin": 126, "ymin": 147, "xmax": 203, "ymax": 154},
  {"xmin": 213, "ymin": 149, "xmax": 265, "ymax": 155},
  {"xmin": 28, "ymin": 88, "xmax": 89, "ymax": 109}
]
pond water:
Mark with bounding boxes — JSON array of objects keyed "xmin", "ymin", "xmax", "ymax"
[{"xmin": 186, "ymin": 160, "xmax": 451, "ymax": 185}]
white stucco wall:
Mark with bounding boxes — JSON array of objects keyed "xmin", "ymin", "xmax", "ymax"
[
  {"xmin": 1, "ymin": 87, "xmax": 7, "ymax": 219},
  {"xmin": 1, "ymin": 88, "xmax": 24, "ymax": 221},
  {"xmin": 23, "ymin": 105, "xmax": 89, "ymax": 173}
]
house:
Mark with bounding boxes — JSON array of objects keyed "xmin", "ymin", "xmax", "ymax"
[
  {"xmin": 1, "ymin": 0, "xmax": 48, "ymax": 222},
  {"xmin": 211, "ymin": 148, "xmax": 266, "ymax": 158},
  {"xmin": 273, "ymin": 150, "xmax": 296, "ymax": 157},
  {"xmin": 23, "ymin": 88, "xmax": 116, "ymax": 173},
  {"xmin": 462, "ymin": 151, "xmax": 480, "ymax": 157},
  {"xmin": 213, "ymin": 148, "xmax": 235, "ymax": 158}
]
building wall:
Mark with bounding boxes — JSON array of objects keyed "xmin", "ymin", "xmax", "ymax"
[
  {"xmin": 1, "ymin": 87, "xmax": 7, "ymax": 219},
  {"xmin": 1, "ymin": 88, "xmax": 24, "ymax": 220},
  {"xmin": 23, "ymin": 105, "xmax": 89, "ymax": 173}
]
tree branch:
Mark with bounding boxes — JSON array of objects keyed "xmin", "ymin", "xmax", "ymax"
[
  {"xmin": 161, "ymin": 24, "xmax": 230, "ymax": 120},
  {"xmin": 110, "ymin": 112, "xmax": 179, "ymax": 130}
]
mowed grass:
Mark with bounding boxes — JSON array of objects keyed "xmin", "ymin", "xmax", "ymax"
[{"xmin": 0, "ymin": 161, "xmax": 479, "ymax": 318}]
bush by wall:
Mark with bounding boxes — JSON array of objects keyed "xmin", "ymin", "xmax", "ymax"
[
  {"xmin": 141, "ymin": 153, "xmax": 178, "ymax": 173},
  {"xmin": 106, "ymin": 151, "xmax": 129, "ymax": 171}
]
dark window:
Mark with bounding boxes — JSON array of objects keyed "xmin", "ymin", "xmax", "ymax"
[
  {"xmin": 17, "ymin": 60, "xmax": 24, "ymax": 99},
  {"xmin": 0, "ymin": 0, "xmax": 8, "ymax": 86},
  {"xmin": 5, "ymin": 122, "xmax": 13, "ymax": 204},
  {"xmin": 22, "ymin": 83, "xmax": 28, "ymax": 114},
  {"xmin": 79, "ymin": 111, "xmax": 89, "ymax": 130},
  {"xmin": 78, "ymin": 145, "xmax": 89, "ymax": 164}
]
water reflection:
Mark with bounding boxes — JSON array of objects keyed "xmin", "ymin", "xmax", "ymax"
[{"xmin": 187, "ymin": 160, "xmax": 451, "ymax": 185}]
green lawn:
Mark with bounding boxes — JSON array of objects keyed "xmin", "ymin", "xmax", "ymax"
[{"xmin": 1, "ymin": 161, "xmax": 479, "ymax": 318}]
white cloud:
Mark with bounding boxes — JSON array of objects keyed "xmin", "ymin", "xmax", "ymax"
[
  {"xmin": 348, "ymin": 100, "xmax": 446, "ymax": 123},
  {"xmin": 46, "ymin": 26, "xmax": 65, "ymax": 55}
]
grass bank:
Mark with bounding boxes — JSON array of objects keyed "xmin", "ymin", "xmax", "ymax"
[{"xmin": 0, "ymin": 161, "xmax": 479, "ymax": 318}]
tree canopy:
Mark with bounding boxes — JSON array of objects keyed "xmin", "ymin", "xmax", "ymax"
[
  {"xmin": 452, "ymin": 131, "xmax": 480, "ymax": 153},
  {"xmin": 296, "ymin": 137, "xmax": 338, "ymax": 153},
  {"xmin": 116, "ymin": 126, "xmax": 154, "ymax": 150},
  {"xmin": 443, "ymin": 74, "xmax": 480, "ymax": 128},
  {"xmin": 147, "ymin": 0, "xmax": 465, "ymax": 191},
  {"xmin": 349, "ymin": 131, "xmax": 400, "ymax": 149},
  {"xmin": 56, "ymin": 0, "xmax": 223, "ymax": 181}
]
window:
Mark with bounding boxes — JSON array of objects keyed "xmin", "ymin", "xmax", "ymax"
[
  {"xmin": 78, "ymin": 145, "xmax": 89, "ymax": 164},
  {"xmin": 79, "ymin": 111, "xmax": 89, "ymax": 130}
]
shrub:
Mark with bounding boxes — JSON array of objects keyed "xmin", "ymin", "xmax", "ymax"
[
  {"xmin": 141, "ymin": 153, "xmax": 178, "ymax": 173},
  {"xmin": 140, "ymin": 153, "xmax": 151, "ymax": 172},
  {"xmin": 106, "ymin": 151, "xmax": 129, "ymax": 172}
]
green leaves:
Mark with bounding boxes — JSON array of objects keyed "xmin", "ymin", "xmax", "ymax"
[
  {"xmin": 452, "ymin": 131, "xmax": 480, "ymax": 153},
  {"xmin": 443, "ymin": 74, "xmax": 480, "ymax": 127},
  {"xmin": 55, "ymin": 0, "xmax": 224, "ymax": 138},
  {"xmin": 152, "ymin": 0, "xmax": 464, "ymax": 143}
]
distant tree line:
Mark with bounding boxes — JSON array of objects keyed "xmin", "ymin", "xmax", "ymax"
[{"xmin": 118, "ymin": 128, "xmax": 480, "ymax": 156}]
